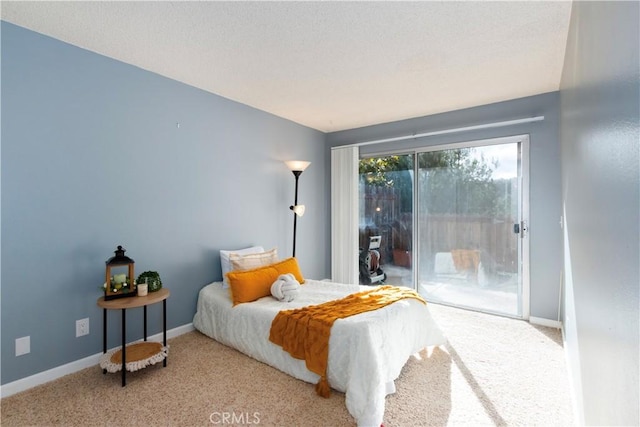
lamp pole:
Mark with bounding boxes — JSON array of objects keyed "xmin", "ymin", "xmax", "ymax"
[
  {"xmin": 285, "ymin": 160, "xmax": 310, "ymax": 259},
  {"xmin": 291, "ymin": 170, "xmax": 302, "ymax": 258}
]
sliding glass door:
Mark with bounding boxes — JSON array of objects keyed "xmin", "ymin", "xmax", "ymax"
[
  {"xmin": 417, "ymin": 139, "xmax": 527, "ymax": 317},
  {"xmin": 358, "ymin": 154, "xmax": 414, "ymax": 286},
  {"xmin": 358, "ymin": 136, "xmax": 529, "ymax": 318}
]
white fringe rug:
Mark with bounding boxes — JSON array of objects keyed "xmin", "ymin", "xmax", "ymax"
[{"xmin": 99, "ymin": 341, "xmax": 168, "ymax": 373}]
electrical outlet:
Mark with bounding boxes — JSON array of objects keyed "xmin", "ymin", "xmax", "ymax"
[
  {"xmin": 76, "ymin": 318, "xmax": 89, "ymax": 337},
  {"xmin": 16, "ymin": 336, "xmax": 30, "ymax": 356}
]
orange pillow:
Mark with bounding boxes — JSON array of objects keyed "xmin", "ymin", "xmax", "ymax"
[
  {"xmin": 226, "ymin": 266, "xmax": 280, "ymax": 306},
  {"xmin": 226, "ymin": 257, "xmax": 305, "ymax": 306},
  {"xmin": 270, "ymin": 257, "xmax": 305, "ymax": 284}
]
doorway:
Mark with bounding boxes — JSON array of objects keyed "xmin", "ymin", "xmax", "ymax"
[
  {"xmin": 358, "ymin": 135, "xmax": 529, "ymax": 318},
  {"xmin": 417, "ymin": 136, "xmax": 529, "ymax": 318}
]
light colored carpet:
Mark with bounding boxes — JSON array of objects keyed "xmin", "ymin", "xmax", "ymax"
[{"xmin": 1, "ymin": 303, "xmax": 574, "ymax": 426}]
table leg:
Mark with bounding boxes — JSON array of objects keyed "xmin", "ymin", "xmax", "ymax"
[
  {"xmin": 144, "ymin": 305, "xmax": 147, "ymax": 341},
  {"xmin": 163, "ymin": 299, "xmax": 167, "ymax": 367},
  {"xmin": 121, "ymin": 308, "xmax": 126, "ymax": 387},
  {"xmin": 102, "ymin": 308, "xmax": 107, "ymax": 374}
]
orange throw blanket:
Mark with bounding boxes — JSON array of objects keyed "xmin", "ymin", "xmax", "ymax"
[{"xmin": 268, "ymin": 285, "xmax": 426, "ymax": 397}]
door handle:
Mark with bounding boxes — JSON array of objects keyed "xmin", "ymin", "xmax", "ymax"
[{"xmin": 514, "ymin": 221, "xmax": 528, "ymax": 237}]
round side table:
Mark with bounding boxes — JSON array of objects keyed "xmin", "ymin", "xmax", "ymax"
[{"xmin": 97, "ymin": 288, "xmax": 170, "ymax": 386}]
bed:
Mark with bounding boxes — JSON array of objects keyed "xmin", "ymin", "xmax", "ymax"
[{"xmin": 193, "ymin": 278, "xmax": 446, "ymax": 426}]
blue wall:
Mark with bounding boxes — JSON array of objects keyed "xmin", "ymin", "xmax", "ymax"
[
  {"xmin": 327, "ymin": 92, "xmax": 562, "ymax": 320},
  {"xmin": 1, "ymin": 22, "xmax": 328, "ymax": 384},
  {"xmin": 559, "ymin": 1, "xmax": 639, "ymax": 425}
]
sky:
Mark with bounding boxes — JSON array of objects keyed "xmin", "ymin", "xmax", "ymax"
[{"xmin": 470, "ymin": 143, "xmax": 518, "ymax": 180}]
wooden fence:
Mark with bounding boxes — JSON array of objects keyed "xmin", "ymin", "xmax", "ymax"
[
  {"xmin": 418, "ymin": 215, "xmax": 518, "ymax": 274},
  {"xmin": 360, "ymin": 185, "xmax": 518, "ymax": 274}
]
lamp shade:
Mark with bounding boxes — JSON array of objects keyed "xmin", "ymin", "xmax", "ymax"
[
  {"xmin": 285, "ymin": 160, "xmax": 311, "ymax": 172},
  {"xmin": 290, "ymin": 205, "xmax": 306, "ymax": 217}
]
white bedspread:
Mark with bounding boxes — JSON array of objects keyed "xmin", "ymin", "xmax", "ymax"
[{"xmin": 193, "ymin": 279, "xmax": 446, "ymax": 426}]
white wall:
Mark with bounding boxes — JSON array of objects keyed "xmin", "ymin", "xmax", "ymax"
[{"xmin": 559, "ymin": 2, "xmax": 639, "ymax": 425}]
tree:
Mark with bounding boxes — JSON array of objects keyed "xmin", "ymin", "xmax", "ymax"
[
  {"xmin": 360, "ymin": 149, "xmax": 507, "ymax": 217},
  {"xmin": 359, "ymin": 156, "xmax": 413, "ymax": 187},
  {"xmin": 360, "ymin": 155, "xmax": 414, "ymax": 214},
  {"xmin": 419, "ymin": 149, "xmax": 502, "ymax": 217}
]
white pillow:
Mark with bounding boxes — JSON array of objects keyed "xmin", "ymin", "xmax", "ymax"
[
  {"xmin": 270, "ymin": 273, "xmax": 300, "ymax": 302},
  {"xmin": 230, "ymin": 248, "xmax": 278, "ymax": 271},
  {"xmin": 220, "ymin": 246, "xmax": 264, "ymax": 288}
]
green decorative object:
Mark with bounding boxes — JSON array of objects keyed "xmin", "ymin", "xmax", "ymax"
[{"xmin": 137, "ymin": 271, "xmax": 162, "ymax": 292}]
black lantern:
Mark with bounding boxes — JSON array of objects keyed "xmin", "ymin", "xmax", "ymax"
[{"xmin": 104, "ymin": 245, "xmax": 137, "ymax": 300}]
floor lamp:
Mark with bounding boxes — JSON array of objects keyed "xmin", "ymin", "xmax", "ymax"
[{"xmin": 285, "ymin": 160, "xmax": 310, "ymax": 258}]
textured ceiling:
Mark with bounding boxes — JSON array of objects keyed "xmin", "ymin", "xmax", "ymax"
[{"xmin": 1, "ymin": 1, "xmax": 572, "ymax": 132}]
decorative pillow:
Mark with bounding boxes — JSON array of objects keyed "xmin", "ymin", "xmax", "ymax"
[
  {"xmin": 220, "ymin": 246, "xmax": 264, "ymax": 288},
  {"xmin": 230, "ymin": 248, "xmax": 278, "ymax": 271},
  {"xmin": 270, "ymin": 273, "xmax": 301, "ymax": 302},
  {"xmin": 270, "ymin": 257, "xmax": 305, "ymax": 284},
  {"xmin": 226, "ymin": 266, "xmax": 280, "ymax": 306}
]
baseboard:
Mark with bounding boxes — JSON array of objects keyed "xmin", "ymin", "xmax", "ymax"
[
  {"xmin": 0, "ymin": 323, "xmax": 195, "ymax": 399},
  {"xmin": 529, "ymin": 316, "xmax": 562, "ymax": 329}
]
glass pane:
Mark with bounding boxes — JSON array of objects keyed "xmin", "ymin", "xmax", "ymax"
[
  {"xmin": 417, "ymin": 143, "xmax": 521, "ymax": 317},
  {"xmin": 358, "ymin": 154, "xmax": 414, "ymax": 287}
]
